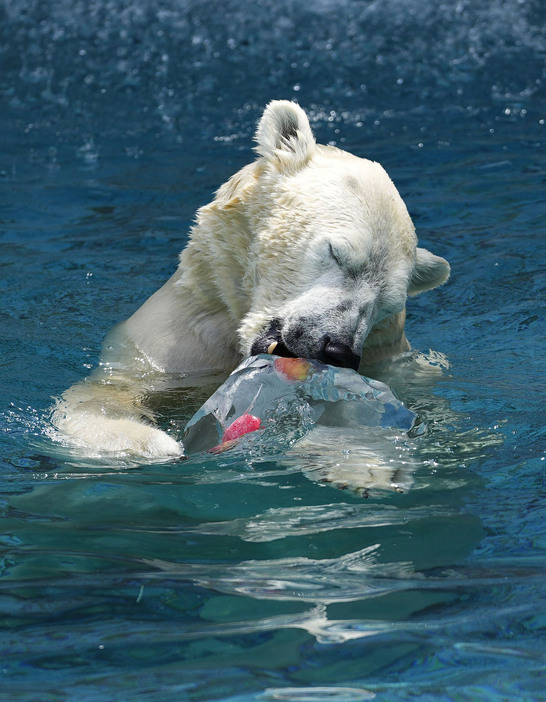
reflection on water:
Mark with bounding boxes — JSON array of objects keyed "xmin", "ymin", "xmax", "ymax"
[{"xmin": 1, "ymin": 367, "xmax": 491, "ymax": 698}]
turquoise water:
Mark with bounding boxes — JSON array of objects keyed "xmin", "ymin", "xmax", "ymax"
[{"xmin": 1, "ymin": 1, "xmax": 545, "ymax": 700}]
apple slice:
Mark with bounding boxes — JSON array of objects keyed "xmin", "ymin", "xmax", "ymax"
[{"xmin": 222, "ymin": 413, "xmax": 262, "ymax": 442}]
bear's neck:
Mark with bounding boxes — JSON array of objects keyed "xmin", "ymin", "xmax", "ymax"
[
  {"xmin": 360, "ymin": 310, "xmax": 410, "ymax": 366},
  {"xmin": 174, "ymin": 210, "xmax": 255, "ymax": 366}
]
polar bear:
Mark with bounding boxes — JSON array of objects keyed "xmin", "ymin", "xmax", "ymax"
[{"xmin": 51, "ymin": 101, "xmax": 449, "ymax": 459}]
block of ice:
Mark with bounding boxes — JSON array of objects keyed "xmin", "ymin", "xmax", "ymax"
[{"xmin": 182, "ymin": 355, "xmax": 421, "ymax": 455}]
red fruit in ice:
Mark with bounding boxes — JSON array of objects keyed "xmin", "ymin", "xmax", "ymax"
[
  {"xmin": 274, "ymin": 357, "xmax": 311, "ymax": 382},
  {"xmin": 208, "ymin": 438, "xmax": 238, "ymax": 455},
  {"xmin": 222, "ymin": 413, "xmax": 262, "ymax": 442}
]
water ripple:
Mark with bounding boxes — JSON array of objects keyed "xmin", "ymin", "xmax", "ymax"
[
  {"xmin": 259, "ymin": 687, "xmax": 375, "ymax": 701},
  {"xmin": 183, "ymin": 503, "xmax": 456, "ymax": 542}
]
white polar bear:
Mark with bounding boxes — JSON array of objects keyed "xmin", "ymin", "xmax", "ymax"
[{"xmin": 51, "ymin": 101, "xmax": 449, "ymax": 459}]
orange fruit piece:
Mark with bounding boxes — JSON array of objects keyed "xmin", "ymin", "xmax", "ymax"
[{"xmin": 274, "ymin": 357, "xmax": 311, "ymax": 382}]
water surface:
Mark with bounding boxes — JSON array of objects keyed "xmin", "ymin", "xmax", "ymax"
[{"xmin": 0, "ymin": 1, "xmax": 545, "ymax": 700}]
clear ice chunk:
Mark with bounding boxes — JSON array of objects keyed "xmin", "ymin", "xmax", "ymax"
[{"xmin": 183, "ymin": 355, "xmax": 421, "ymax": 455}]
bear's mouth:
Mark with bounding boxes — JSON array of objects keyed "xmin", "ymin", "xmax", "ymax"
[
  {"xmin": 250, "ymin": 319, "xmax": 295, "ymax": 359},
  {"xmin": 250, "ymin": 319, "xmax": 361, "ymax": 371}
]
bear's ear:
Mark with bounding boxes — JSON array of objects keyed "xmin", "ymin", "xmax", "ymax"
[
  {"xmin": 255, "ymin": 100, "xmax": 316, "ymax": 172},
  {"xmin": 408, "ymin": 247, "xmax": 450, "ymax": 296}
]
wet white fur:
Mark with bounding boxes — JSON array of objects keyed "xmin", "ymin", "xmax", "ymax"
[{"xmin": 52, "ymin": 101, "xmax": 449, "ymax": 460}]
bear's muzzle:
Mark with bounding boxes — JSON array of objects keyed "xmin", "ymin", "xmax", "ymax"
[{"xmin": 251, "ymin": 319, "xmax": 361, "ymax": 371}]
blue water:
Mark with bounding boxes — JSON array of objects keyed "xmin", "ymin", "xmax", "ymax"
[{"xmin": 1, "ymin": 1, "xmax": 545, "ymax": 700}]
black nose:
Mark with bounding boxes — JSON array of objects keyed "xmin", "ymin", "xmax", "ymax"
[{"xmin": 321, "ymin": 338, "xmax": 361, "ymax": 371}]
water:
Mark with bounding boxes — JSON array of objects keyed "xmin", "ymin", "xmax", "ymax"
[{"xmin": 1, "ymin": 0, "xmax": 545, "ymax": 699}]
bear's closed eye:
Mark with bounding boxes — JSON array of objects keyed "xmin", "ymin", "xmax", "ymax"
[
  {"xmin": 328, "ymin": 242, "xmax": 343, "ymax": 268},
  {"xmin": 328, "ymin": 242, "xmax": 364, "ymax": 279}
]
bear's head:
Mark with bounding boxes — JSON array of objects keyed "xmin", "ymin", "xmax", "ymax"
[{"xmin": 200, "ymin": 101, "xmax": 450, "ymax": 370}]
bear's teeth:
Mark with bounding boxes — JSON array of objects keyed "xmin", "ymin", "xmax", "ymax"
[{"xmin": 267, "ymin": 341, "xmax": 278, "ymax": 354}]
